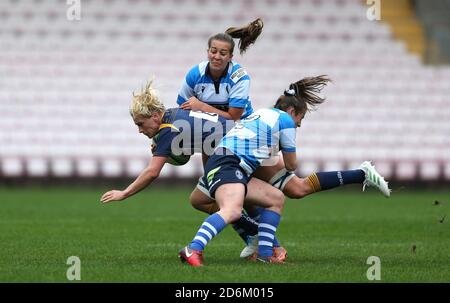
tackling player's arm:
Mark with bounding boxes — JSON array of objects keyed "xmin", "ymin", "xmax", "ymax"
[
  {"xmin": 100, "ymin": 156, "xmax": 167, "ymax": 203},
  {"xmin": 180, "ymin": 96, "xmax": 244, "ymax": 121},
  {"xmin": 279, "ymin": 112, "xmax": 298, "ymax": 172},
  {"xmin": 180, "ymin": 69, "xmax": 249, "ymax": 121},
  {"xmin": 281, "ymin": 151, "xmax": 297, "ymax": 172}
]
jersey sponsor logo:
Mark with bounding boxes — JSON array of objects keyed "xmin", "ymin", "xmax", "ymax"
[
  {"xmin": 235, "ymin": 169, "xmax": 243, "ymax": 180},
  {"xmin": 230, "ymin": 68, "xmax": 247, "ymax": 83}
]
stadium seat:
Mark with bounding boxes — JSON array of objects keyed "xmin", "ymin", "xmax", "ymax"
[{"xmin": 0, "ymin": 0, "xmax": 449, "ymax": 181}]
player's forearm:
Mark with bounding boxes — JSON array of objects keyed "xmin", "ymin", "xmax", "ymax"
[
  {"xmin": 282, "ymin": 152, "xmax": 298, "ymax": 171},
  {"xmin": 200, "ymin": 103, "xmax": 234, "ymax": 120},
  {"xmin": 284, "ymin": 161, "xmax": 297, "ymax": 172},
  {"xmin": 123, "ymin": 169, "xmax": 158, "ymax": 198}
]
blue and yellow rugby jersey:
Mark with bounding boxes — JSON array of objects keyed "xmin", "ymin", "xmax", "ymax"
[
  {"xmin": 176, "ymin": 61, "xmax": 254, "ymax": 119},
  {"xmin": 152, "ymin": 108, "xmax": 233, "ymax": 157},
  {"xmin": 217, "ymin": 108, "xmax": 297, "ymax": 174}
]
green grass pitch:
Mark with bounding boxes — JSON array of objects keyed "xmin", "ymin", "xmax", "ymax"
[{"xmin": 0, "ymin": 185, "xmax": 449, "ymax": 282}]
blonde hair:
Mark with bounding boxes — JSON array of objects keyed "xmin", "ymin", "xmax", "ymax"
[{"xmin": 130, "ymin": 79, "xmax": 165, "ymax": 118}]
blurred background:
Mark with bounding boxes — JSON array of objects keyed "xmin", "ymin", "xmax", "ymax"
[{"xmin": 0, "ymin": 0, "xmax": 449, "ymax": 186}]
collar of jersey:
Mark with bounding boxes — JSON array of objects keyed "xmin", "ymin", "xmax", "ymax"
[
  {"xmin": 158, "ymin": 110, "xmax": 180, "ymax": 132},
  {"xmin": 158, "ymin": 112, "xmax": 179, "ymax": 131},
  {"xmin": 206, "ymin": 62, "xmax": 230, "ymax": 81},
  {"xmin": 159, "ymin": 123, "xmax": 179, "ymax": 132}
]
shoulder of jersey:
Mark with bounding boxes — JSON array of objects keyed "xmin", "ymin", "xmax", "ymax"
[{"xmin": 197, "ymin": 61, "xmax": 209, "ymax": 74}]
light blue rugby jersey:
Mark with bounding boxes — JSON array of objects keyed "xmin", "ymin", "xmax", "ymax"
[
  {"xmin": 218, "ymin": 108, "xmax": 297, "ymax": 175},
  {"xmin": 177, "ymin": 61, "xmax": 254, "ymax": 119}
]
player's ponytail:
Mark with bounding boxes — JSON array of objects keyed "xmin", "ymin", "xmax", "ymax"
[
  {"xmin": 274, "ymin": 75, "xmax": 331, "ymax": 114},
  {"xmin": 288, "ymin": 75, "xmax": 330, "ymax": 110},
  {"xmin": 208, "ymin": 18, "xmax": 264, "ymax": 55},
  {"xmin": 225, "ymin": 18, "xmax": 264, "ymax": 55},
  {"xmin": 130, "ymin": 79, "xmax": 165, "ymax": 118}
]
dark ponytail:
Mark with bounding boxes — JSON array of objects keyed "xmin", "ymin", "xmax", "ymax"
[
  {"xmin": 225, "ymin": 18, "xmax": 264, "ymax": 55},
  {"xmin": 275, "ymin": 75, "xmax": 331, "ymax": 114},
  {"xmin": 208, "ymin": 18, "xmax": 264, "ymax": 55}
]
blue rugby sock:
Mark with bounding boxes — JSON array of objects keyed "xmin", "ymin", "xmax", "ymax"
[
  {"xmin": 308, "ymin": 169, "xmax": 365, "ymax": 192},
  {"xmin": 258, "ymin": 209, "xmax": 281, "ymax": 257},
  {"xmin": 247, "ymin": 207, "xmax": 280, "ymax": 247},
  {"xmin": 190, "ymin": 213, "xmax": 227, "ymax": 251}
]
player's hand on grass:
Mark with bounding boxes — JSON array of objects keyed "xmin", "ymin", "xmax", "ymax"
[
  {"xmin": 100, "ymin": 190, "xmax": 126, "ymax": 203},
  {"xmin": 180, "ymin": 97, "xmax": 204, "ymax": 111}
]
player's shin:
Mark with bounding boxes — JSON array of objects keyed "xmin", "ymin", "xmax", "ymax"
[
  {"xmin": 189, "ymin": 213, "xmax": 227, "ymax": 251},
  {"xmin": 307, "ymin": 170, "xmax": 365, "ymax": 192}
]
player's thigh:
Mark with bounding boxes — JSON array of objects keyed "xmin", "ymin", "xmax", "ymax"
[
  {"xmin": 215, "ymin": 183, "xmax": 246, "ymax": 211},
  {"xmin": 252, "ymin": 157, "xmax": 285, "ymax": 183},
  {"xmin": 245, "ymin": 177, "xmax": 284, "ymax": 209},
  {"xmin": 215, "ymin": 183, "xmax": 246, "ymax": 223}
]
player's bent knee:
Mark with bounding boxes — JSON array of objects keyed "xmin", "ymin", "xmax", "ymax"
[
  {"xmin": 270, "ymin": 189, "xmax": 285, "ymax": 212},
  {"xmin": 220, "ymin": 207, "xmax": 242, "ymax": 223},
  {"xmin": 189, "ymin": 190, "xmax": 214, "ymax": 213},
  {"xmin": 189, "ymin": 192, "xmax": 201, "ymax": 207},
  {"xmin": 229, "ymin": 211, "xmax": 242, "ymax": 223},
  {"xmin": 190, "ymin": 200, "xmax": 204, "ymax": 211}
]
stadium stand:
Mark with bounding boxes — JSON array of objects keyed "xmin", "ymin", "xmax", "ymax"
[
  {"xmin": 0, "ymin": 0, "xmax": 449, "ymax": 182},
  {"xmin": 413, "ymin": 0, "xmax": 450, "ymax": 64}
]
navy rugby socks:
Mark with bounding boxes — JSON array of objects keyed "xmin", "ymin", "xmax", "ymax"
[{"xmin": 307, "ymin": 170, "xmax": 365, "ymax": 192}]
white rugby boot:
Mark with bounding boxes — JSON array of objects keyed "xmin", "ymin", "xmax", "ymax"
[
  {"xmin": 359, "ymin": 161, "xmax": 391, "ymax": 197},
  {"xmin": 240, "ymin": 235, "xmax": 258, "ymax": 258}
]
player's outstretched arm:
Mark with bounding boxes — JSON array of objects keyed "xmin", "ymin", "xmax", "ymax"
[{"xmin": 100, "ymin": 156, "xmax": 167, "ymax": 204}]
